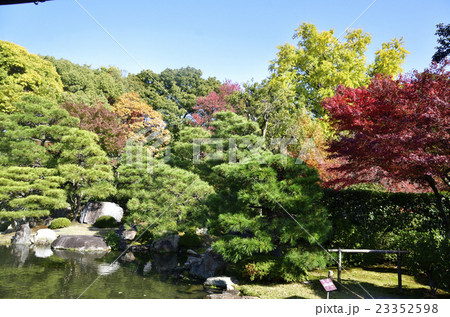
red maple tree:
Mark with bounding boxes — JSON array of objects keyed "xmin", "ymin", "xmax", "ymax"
[
  {"xmin": 323, "ymin": 59, "xmax": 450, "ymax": 231},
  {"xmin": 190, "ymin": 80, "xmax": 241, "ymax": 130},
  {"xmin": 62, "ymin": 101, "xmax": 128, "ymax": 157}
]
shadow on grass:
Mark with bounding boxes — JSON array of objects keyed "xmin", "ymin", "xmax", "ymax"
[{"xmin": 360, "ymin": 265, "xmax": 398, "ymax": 274}]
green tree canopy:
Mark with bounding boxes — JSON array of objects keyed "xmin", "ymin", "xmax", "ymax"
[
  {"xmin": 432, "ymin": 23, "xmax": 450, "ymax": 63},
  {"xmin": 0, "ymin": 41, "xmax": 63, "ymax": 113},
  {"xmin": 44, "ymin": 56, "xmax": 125, "ymax": 106},
  {"xmin": 116, "ymin": 148, "xmax": 214, "ymax": 236},
  {"xmin": 208, "ymin": 146, "xmax": 330, "ymax": 282},
  {"xmin": 0, "ymin": 95, "xmax": 115, "ymax": 219},
  {"xmin": 126, "ymin": 67, "xmax": 220, "ymax": 137},
  {"xmin": 269, "ymin": 23, "xmax": 408, "ymax": 115},
  {"xmin": 0, "ymin": 167, "xmax": 67, "ymax": 220}
]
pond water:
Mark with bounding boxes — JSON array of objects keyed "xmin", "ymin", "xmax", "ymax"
[{"xmin": 0, "ymin": 245, "xmax": 207, "ymax": 299}]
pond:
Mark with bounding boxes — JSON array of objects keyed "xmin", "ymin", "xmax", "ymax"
[{"xmin": 0, "ymin": 245, "xmax": 207, "ymax": 299}]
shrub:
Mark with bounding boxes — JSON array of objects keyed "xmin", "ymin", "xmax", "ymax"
[
  {"xmin": 94, "ymin": 216, "xmax": 118, "ymax": 228},
  {"xmin": 323, "ymin": 189, "xmax": 447, "ymax": 265},
  {"xmin": 49, "ymin": 218, "xmax": 71, "ymax": 229},
  {"xmin": 395, "ymin": 229, "xmax": 450, "ymax": 293},
  {"xmin": 243, "ymin": 259, "xmax": 279, "ymax": 281},
  {"xmin": 105, "ymin": 231, "xmax": 121, "ymax": 251},
  {"xmin": 241, "ymin": 250, "xmax": 328, "ymax": 283},
  {"xmin": 179, "ymin": 231, "xmax": 202, "ymax": 249},
  {"xmin": 134, "ymin": 224, "xmax": 153, "ymax": 244}
]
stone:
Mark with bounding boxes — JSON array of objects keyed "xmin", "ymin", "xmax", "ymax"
[
  {"xmin": 196, "ymin": 227, "xmax": 208, "ymax": 235},
  {"xmin": 43, "ymin": 217, "xmax": 53, "ymax": 227},
  {"xmin": 184, "ymin": 256, "xmax": 202, "ymax": 267},
  {"xmin": 79, "ymin": 201, "xmax": 123, "ymax": 224},
  {"xmin": 150, "ymin": 234, "xmax": 180, "ymax": 253},
  {"xmin": 204, "ymin": 276, "xmax": 235, "ymax": 291},
  {"xmin": 189, "ymin": 249, "xmax": 226, "ymax": 279},
  {"xmin": 11, "ymin": 224, "xmax": 31, "ymax": 245},
  {"xmin": 121, "ymin": 229, "xmax": 137, "ymax": 241},
  {"xmin": 51, "ymin": 235, "xmax": 111, "ymax": 251},
  {"xmin": 186, "ymin": 249, "xmax": 198, "ymax": 256},
  {"xmin": 130, "ymin": 245, "xmax": 150, "ymax": 253},
  {"xmin": 121, "ymin": 252, "xmax": 136, "ymax": 262},
  {"xmin": 32, "ymin": 229, "xmax": 57, "ymax": 245}
]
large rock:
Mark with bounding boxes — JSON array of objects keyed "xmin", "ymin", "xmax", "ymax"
[
  {"xmin": 79, "ymin": 202, "xmax": 123, "ymax": 224},
  {"xmin": 204, "ymin": 276, "xmax": 235, "ymax": 291},
  {"xmin": 32, "ymin": 229, "xmax": 57, "ymax": 245},
  {"xmin": 189, "ymin": 248, "xmax": 226, "ymax": 279},
  {"xmin": 150, "ymin": 234, "xmax": 179, "ymax": 253},
  {"xmin": 51, "ymin": 235, "xmax": 111, "ymax": 251},
  {"xmin": 121, "ymin": 229, "xmax": 137, "ymax": 241},
  {"xmin": 11, "ymin": 224, "xmax": 31, "ymax": 245}
]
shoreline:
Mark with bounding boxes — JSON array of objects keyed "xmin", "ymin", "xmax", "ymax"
[{"xmin": 0, "ymin": 223, "xmax": 112, "ymax": 245}]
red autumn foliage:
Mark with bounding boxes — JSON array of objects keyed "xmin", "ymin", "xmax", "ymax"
[
  {"xmin": 322, "ymin": 59, "xmax": 450, "ymax": 193},
  {"xmin": 62, "ymin": 101, "xmax": 128, "ymax": 156},
  {"xmin": 191, "ymin": 80, "xmax": 241, "ymax": 130}
]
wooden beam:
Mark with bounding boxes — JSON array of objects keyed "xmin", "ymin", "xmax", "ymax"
[
  {"xmin": 398, "ymin": 249, "xmax": 403, "ymax": 293},
  {"xmin": 328, "ymin": 249, "xmax": 408, "ymax": 254},
  {"xmin": 337, "ymin": 247, "xmax": 342, "ymax": 291}
]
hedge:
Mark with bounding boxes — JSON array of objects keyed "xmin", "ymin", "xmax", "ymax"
[{"xmin": 323, "ymin": 189, "xmax": 447, "ymax": 265}]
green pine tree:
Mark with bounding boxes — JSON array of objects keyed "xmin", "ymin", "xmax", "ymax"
[
  {"xmin": 0, "ymin": 167, "xmax": 67, "ymax": 220},
  {"xmin": 0, "ymin": 95, "xmax": 115, "ymax": 220},
  {"xmin": 116, "ymin": 147, "xmax": 214, "ymax": 236}
]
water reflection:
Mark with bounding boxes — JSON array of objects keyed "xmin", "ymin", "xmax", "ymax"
[
  {"xmin": 33, "ymin": 246, "xmax": 53, "ymax": 258},
  {"xmin": 0, "ymin": 245, "xmax": 205, "ymax": 299},
  {"xmin": 11, "ymin": 244, "xmax": 29, "ymax": 267},
  {"xmin": 97, "ymin": 262, "xmax": 120, "ymax": 276}
]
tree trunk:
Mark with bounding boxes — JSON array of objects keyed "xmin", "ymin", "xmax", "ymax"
[
  {"xmin": 427, "ymin": 269, "xmax": 437, "ymax": 296},
  {"xmin": 262, "ymin": 118, "xmax": 269, "ymax": 141},
  {"xmin": 425, "ymin": 175, "xmax": 450, "ymax": 234},
  {"xmin": 71, "ymin": 195, "xmax": 82, "ymax": 222}
]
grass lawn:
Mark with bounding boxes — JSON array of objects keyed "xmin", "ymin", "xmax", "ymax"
[{"xmin": 237, "ymin": 265, "xmax": 450, "ymax": 299}]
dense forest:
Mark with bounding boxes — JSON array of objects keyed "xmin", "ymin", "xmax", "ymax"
[{"xmin": 0, "ymin": 22, "xmax": 449, "ymax": 292}]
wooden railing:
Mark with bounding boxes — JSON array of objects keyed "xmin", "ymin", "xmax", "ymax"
[{"xmin": 327, "ymin": 248, "xmax": 409, "ymax": 292}]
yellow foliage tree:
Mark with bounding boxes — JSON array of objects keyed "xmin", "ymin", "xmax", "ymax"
[
  {"xmin": 112, "ymin": 92, "xmax": 170, "ymax": 155},
  {"xmin": 0, "ymin": 41, "xmax": 63, "ymax": 113}
]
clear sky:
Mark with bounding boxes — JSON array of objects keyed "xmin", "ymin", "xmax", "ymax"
[{"xmin": 0, "ymin": 0, "xmax": 448, "ymax": 84}]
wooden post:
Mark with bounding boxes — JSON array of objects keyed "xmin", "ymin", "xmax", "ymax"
[
  {"xmin": 397, "ymin": 249, "xmax": 402, "ymax": 293},
  {"xmin": 338, "ymin": 247, "xmax": 342, "ymax": 291}
]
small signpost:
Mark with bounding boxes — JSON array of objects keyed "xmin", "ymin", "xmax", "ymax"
[{"xmin": 320, "ymin": 278, "xmax": 337, "ymax": 299}]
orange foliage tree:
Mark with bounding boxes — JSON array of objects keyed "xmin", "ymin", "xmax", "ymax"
[{"xmin": 113, "ymin": 92, "xmax": 170, "ymax": 155}]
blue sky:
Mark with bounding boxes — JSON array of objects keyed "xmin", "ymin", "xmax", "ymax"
[{"xmin": 0, "ymin": 0, "xmax": 448, "ymax": 84}]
